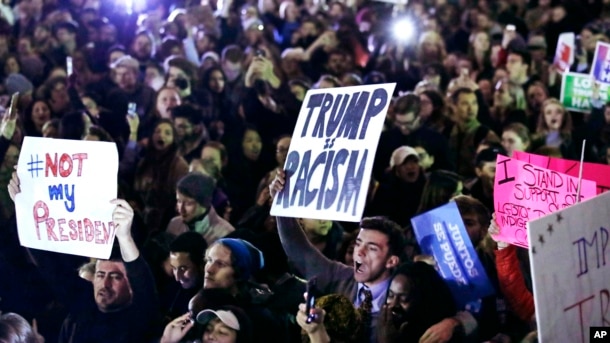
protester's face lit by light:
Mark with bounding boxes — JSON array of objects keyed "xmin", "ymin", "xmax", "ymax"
[
  {"xmin": 145, "ymin": 66, "xmax": 163, "ymax": 89},
  {"xmin": 1, "ymin": 145, "xmax": 19, "ymax": 171},
  {"xmin": 31, "ymin": 101, "xmax": 51, "ymax": 128},
  {"xmin": 133, "ymin": 34, "xmax": 152, "ymax": 59},
  {"xmin": 174, "ymin": 117, "xmax": 193, "ymax": 141},
  {"xmin": 414, "ymin": 146, "xmax": 434, "ymax": 171},
  {"xmin": 114, "ymin": 66, "xmax": 137, "ymax": 91},
  {"xmin": 299, "ymin": 22, "xmax": 317, "ymax": 38},
  {"xmin": 201, "ymin": 147, "xmax": 222, "ymax": 180},
  {"xmin": 34, "ymin": 26, "xmax": 50, "ymax": 43},
  {"xmin": 166, "ymin": 66, "xmax": 189, "ymax": 91},
  {"xmin": 506, "ymin": 53, "xmax": 526, "ymax": 82},
  {"xmin": 204, "ymin": 244, "xmax": 236, "ymax": 291},
  {"xmin": 387, "ymin": 274, "xmax": 412, "ymax": 317},
  {"xmin": 493, "ymin": 81, "xmax": 513, "ymax": 108},
  {"xmin": 156, "ymin": 88, "xmax": 181, "ymax": 118},
  {"xmin": 242, "ymin": 129, "xmax": 262, "ymax": 161},
  {"xmin": 300, "ymin": 218, "xmax": 332, "ymax": 236},
  {"xmin": 55, "ymin": 28, "xmax": 74, "ymax": 45},
  {"xmin": 152, "ymin": 122, "xmax": 174, "ymax": 151},
  {"xmin": 170, "ymin": 251, "xmax": 202, "ymax": 290},
  {"xmin": 472, "ymin": 32, "xmax": 490, "ymax": 52},
  {"xmin": 462, "ymin": 213, "xmax": 484, "ymax": 246},
  {"xmin": 395, "ymin": 156, "xmax": 420, "ymax": 183},
  {"xmin": 208, "ymin": 70, "xmax": 225, "ymax": 94},
  {"xmin": 4, "ymin": 56, "xmax": 19, "ymax": 75},
  {"xmin": 475, "ymin": 161, "xmax": 495, "ymax": 190},
  {"xmin": 176, "ymin": 191, "xmax": 206, "ymax": 223},
  {"xmin": 502, "ymin": 130, "xmax": 529, "ymax": 157},
  {"xmin": 455, "ymin": 93, "xmax": 478, "ymax": 123},
  {"xmin": 94, "ymin": 260, "xmax": 132, "ymax": 313},
  {"xmin": 353, "ymin": 229, "xmax": 394, "ymax": 285},
  {"xmin": 289, "ymin": 84, "xmax": 306, "ymax": 102},
  {"xmin": 221, "ymin": 61, "xmax": 242, "ymax": 83},
  {"xmin": 203, "ymin": 317, "xmax": 237, "ymax": 343},
  {"xmin": 543, "ymin": 103, "xmax": 564, "ymax": 131},
  {"xmin": 394, "ymin": 112, "xmax": 419, "ymax": 136},
  {"xmin": 527, "ymin": 84, "xmax": 547, "ymax": 111},
  {"xmin": 418, "ymin": 94, "xmax": 433, "ymax": 120},
  {"xmin": 108, "ymin": 51, "xmax": 125, "ymax": 67},
  {"xmin": 275, "ymin": 137, "xmax": 291, "ymax": 166}
]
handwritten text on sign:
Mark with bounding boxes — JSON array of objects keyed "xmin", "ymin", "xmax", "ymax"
[
  {"xmin": 411, "ymin": 202, "xmax": 494, "ymax": 310},
  {"xmin": 513, "ymin": 150, "xmax": 610, "ymax": 194},
  {"xmin": 270, "ymin": 83, "xmax": 396, "ymax": 222},
  {"xmin": 15, "ymin": 137, "xmax": 119, "ymax": 259},
  {"xmin": 493, "ymin": 155, "xmax": 597, "ymax": 248},
  {"xmin": 528, "ymin": 191, "xmax": 610, "ymax": 343}
]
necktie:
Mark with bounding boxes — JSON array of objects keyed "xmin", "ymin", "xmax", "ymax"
[{"xmin": 359, "ymin": 287, "xmax": 373, "ymax": 341}]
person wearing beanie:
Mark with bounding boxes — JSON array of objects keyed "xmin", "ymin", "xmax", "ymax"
[
  {"xmin": 166, "ymin": 172, "xmax": 235, "ymax": 245},
  {"xmin": 202, "ymin": 237, "xmax": 287, "ymax": 342}
]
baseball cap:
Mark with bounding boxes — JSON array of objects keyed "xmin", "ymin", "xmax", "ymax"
[
  {"xmin": 196, "ymin": 309, "xmax": 240, "ymax": 330},
  {"xmin": 390, "ymin": 146, "xmax": 419, "ymax": 168},
  {"xmin": 527, "ymin": 36, "xmax": 547, "ymax": 50}
]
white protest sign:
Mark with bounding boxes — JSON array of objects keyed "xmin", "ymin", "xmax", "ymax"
[
  {"xmin": 15, "ymin": 137, "xmax": 119, "ymax": 259},
  {"xmin": 270, "ymin": 83, "xmax": 396, "ymax": 222},
  {"xmin": 528, "ymin": 191, "xmax": 610, "ymax": 343}
]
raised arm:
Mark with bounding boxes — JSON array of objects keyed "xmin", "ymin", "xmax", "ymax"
[
  {"xmin": 270, "ymin": 170, "xmax": 351, "ymax": 280},
  {"xmin": 488, "ymin": 213, "xmax": 535, "ymax": 322}
]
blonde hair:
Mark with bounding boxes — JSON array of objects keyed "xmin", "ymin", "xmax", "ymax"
[{"xmin": 536, "ymin": 98, "xmax": 572, "ymax": 139}]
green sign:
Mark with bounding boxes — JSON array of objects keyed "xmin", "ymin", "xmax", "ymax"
[{"xmin": 560, "ymin": 72, "xmax": 610, "ymax": 113}]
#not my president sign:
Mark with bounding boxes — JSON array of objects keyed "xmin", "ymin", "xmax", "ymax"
[
  {"xmin": 528, "ymin": 191, "xmax": 610, "ymax": 343},
  {"xmin": 493, "ymin": 155, "xmax": 597, "ymax": 248},
  {"xmin": 270, "ymin": 83, "xmax": 395, "ymax": 222},
  {"xmin": 15, "ymin": 137, "xmax": 119, "ymax": 259}
]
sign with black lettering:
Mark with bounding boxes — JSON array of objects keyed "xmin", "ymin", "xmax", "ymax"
[
  {"xmin": 528, "ymin": 191, "xmax": 610, "ymax": 343},
  {"xmin": 270, "ymin": 83, "xmax": 396, "ymax": 222}
]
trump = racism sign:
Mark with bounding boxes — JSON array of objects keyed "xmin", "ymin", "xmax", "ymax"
[
  {"xmin": 270, "ymin": 83, "xmax": 395, "ymax": 222},
  {"xmin": 528, "ymin": 191, "xmax": 610, "ymax": 343},
  {"xmin": 15, "ymin": 137, "xmax": 119, "ymax": 259},
  {"xmin": 411, "ymin": 202, "xmax": 494, "ymax": 310}
]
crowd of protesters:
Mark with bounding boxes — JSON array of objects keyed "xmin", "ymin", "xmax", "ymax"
[{"xmin": 1, "ymin": 0, "xmax": 610, "ymax": 341}]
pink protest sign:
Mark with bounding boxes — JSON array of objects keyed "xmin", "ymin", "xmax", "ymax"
[
  {"xmin": 513, "ymin": 151, "xmax": 610, "ymax": 194},
  {"xmin": 493, "ymin": 155, "xmax": 597, "ymax": 248}
]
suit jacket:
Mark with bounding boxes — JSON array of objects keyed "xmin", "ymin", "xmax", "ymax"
[{"xmin": 276, "ymin": 217, "xmax": 357, "ymax": 301}]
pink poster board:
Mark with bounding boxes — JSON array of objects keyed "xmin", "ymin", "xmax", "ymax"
[
  {"xmin": 513, "ymin": 151, "xmax": 610, "ymax": 194},
  {"xmin": 493, "ymin": 155, "xmax": 597, "ymax": 248}
]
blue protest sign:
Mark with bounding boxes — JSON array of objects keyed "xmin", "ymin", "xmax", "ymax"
[{"xmin": 411, "ymin": 202, "xmax": 495, "ymax": 310}]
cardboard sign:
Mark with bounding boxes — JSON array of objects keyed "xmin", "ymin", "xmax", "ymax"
[
  {"xmin": 15, "ymin": 137, "xmax": 119, "ymax": 259},
  {"xmin": 270, "ymin": 83, "xmax": 396, "ymax": 222},
  {"xmin": 560, "ymin": 72, "xmax": 610, "ymax": 113},
  {"xmin": 513, "ymin": 151, "xmax": 610, "ymax": 194},
  {"xmin": 591, "ymin": 41, "xmax": 610, "ymax": 84},
  {"xmin": 554, "ymin": 32, "xmax": 575, "ymax": 72},
  {"xmin": 493, "ymin": 155, "xmax": 597, "ymax": 248},
  {"xmin": 528, "ymin": 191, "xmax": 610, "ymax": 343},
  {"xmin": 411, "ymin": 202, "xmax": 495, "ymax": 309}
]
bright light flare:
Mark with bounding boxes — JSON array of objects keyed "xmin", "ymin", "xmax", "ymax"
[{"xmin": 393, "ymin": 18, "xmax": 415, "ymax": 42}]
